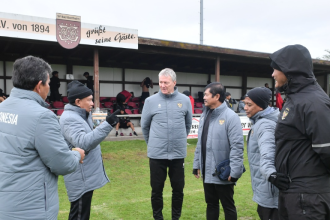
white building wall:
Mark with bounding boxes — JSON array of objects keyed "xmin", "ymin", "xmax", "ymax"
[
  {"xmin": 316, "ymin": 75, "xmax": 325, "ymax": 89},
  {"xmin": 247, "ymin": 77, "xmax": 272, "ymax": 89},
  {"xmin": 5, "ymin": 61, "xmax": 14, "ymax": 76}
]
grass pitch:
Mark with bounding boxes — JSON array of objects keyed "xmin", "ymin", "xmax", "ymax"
[{"xmin": 58, "ymin": 139, "xmax": 258, "ymax": 220}]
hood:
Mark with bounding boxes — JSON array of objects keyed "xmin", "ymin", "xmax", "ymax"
[
  {"xmin": 250, "ymin": 107, "xmax": 279, "ymax": 125},
  {"xmin": 270, "ymin": 44, "xmax": 316, "ymax": 94}
]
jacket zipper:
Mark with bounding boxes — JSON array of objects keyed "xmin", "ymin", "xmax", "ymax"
[{"xmin": 300, "ymin": 194, "xmax": 306, "ymax": 215}]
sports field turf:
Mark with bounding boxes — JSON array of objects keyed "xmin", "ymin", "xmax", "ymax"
[{"xmin": 58, "ymin": 138, "xmax": 258, "ymax": 220}]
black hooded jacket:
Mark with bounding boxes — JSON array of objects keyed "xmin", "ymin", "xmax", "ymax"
[{"xmin": 270, "ymin": 45, "xmax": 330, "ymax": 193}]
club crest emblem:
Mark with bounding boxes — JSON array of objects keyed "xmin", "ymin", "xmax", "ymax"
[
  {"xmin": 178, "ymin": 103, "xmax": 182, "ymax": 108},
  {"xmin": 282, "ymin": 108, "xmax": 289, "ymax": 120},
  {"xmin": 158, "ymin": 104, "xmax": 161, "ymax": 108},
  {"xmin": 219, "ymin": 120, "xmax": 225, "ymax": 125},
  {"xmin": 56, "ymin": 13, "xmax": 81, "ymax": 49},
  {"xmin": 251, "ymin": 129, "xmax": 254, "ymax": 135}
]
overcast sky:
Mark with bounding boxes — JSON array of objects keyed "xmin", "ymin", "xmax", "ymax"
[{"xmin": 2, "ymin": 0, "xmax": 330, "ymax": 58}]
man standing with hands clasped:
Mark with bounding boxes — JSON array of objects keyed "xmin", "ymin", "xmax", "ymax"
[
  {"xmin": 59, "ymin": 80, "xmax": 119, "ymax": 220},
  {"xmin": 270, "ymin": 44, "xmax": 330, "ymax": 219},
  {"xmin": 141, "ymin": 68, "xmax": 192, "ymax": 220},
  {"xmin": 193, "ymin": 82, "xmax": 244, "ymax": 220},
  {"xmin": 244, "ymin": 87, "xmax": 280, "ymax": 220}
]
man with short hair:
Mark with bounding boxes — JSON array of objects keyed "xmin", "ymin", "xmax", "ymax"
[
  {"xmin": 141, "ymin": 68, "xmax": 192, "ymax": 220},
  {"xmin": 270, "ymin": 44, "xmax": 330, "ymax": 219},
  {"xmin": 59, "ymin": 80, "xmax": 119, "ymax": 220},
  {"xmin": 225, "ymin": 92, "xmax": 236, "ymax": 110},
  {"xmin": 193, "ymin": 82, "xmax": 244, "ymax": 220},
  {"xmin": 244, "ymin": 87, "xmax": 279, "ymax": 220},
  {"xmin": 0, "ymin": 56, "xmax": 85, "ymax": 220}
]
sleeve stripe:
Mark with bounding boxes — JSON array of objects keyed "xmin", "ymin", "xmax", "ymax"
[{"xmin": 312, "ymin": 143, "xmax": 330, "ymax": 148}]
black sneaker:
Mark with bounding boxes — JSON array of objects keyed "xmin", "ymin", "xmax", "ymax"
[
  {"xmin": 133, "ymin": 131, "xmax": 138, "ymax": 136},
  {"xmin": 116, "ymin": 131, "xmax": 118, "ymax": 137}
]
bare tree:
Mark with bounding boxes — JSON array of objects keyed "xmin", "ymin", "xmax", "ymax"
[{"xmin": 323, "ymin": 49, "xmax": 330, "ymax": 61}]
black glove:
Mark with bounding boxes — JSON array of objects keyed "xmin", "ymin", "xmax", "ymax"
[
  {"xmin": 230, "ymin": 177, "xmax": 238, "ymax": 182},
  {"xmin": 106, "ymin": 110, "xmax": 120, "ymax": 127},
  {"xmin": 192, "ymin": 169, "xmax": 198, "ymax": 175},
  {"xmin": 268, "ymin": 172, "xmax": 290, "ymax": 190}
]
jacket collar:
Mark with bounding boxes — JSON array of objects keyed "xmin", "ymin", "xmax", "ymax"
[
  {"xmin": 249, "ymin": 106, "xmax": 278, "ymax": 124},
  {"xmin": 10, "ymin": 87, "xmax": 49, "ymax": 108},
  {"xmin": 64, "ymin": 104, "xmax": 90, "ymax": 120},
  {"xmin": 158, "ymin": 87, "xmax": 179, "ymax": 98},
  {"xmin": 204, "ymin": 102, "xmax": 227, "ymax": 116}
]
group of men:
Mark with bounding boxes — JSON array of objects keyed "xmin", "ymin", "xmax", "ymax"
[
  {"xmin": 142, "ymin": 45, "xmax": 330, "ymax": 220},
  {"xmin": 0, "ymin": 44, "xmax": 330, "ymax": 220}
]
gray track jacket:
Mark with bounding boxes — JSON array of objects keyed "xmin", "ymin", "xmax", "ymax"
[
  {"xmin": 141, "ymin": 87, "xmax": 192, "ymax": 159},
  {"xmin": 59, "ymin": 104, "xmax": 112, "ymax": 202},
  {"xmin": 247, "ymin": 107, "xmax": 279, "ymax": 208},
  {"xmin": 193, "ymin": 103, "xmax": 245, "ymax": 184},
  {"xmin": 0, "ymin": 88, "xmax": 81, "ymax": 220}
]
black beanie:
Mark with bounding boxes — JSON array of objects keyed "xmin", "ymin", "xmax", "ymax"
[
  {"xmin": 245, "ymin": 87, "xmax": 271, "ymax": 110},
  {"xmin": 67, "ymin": 80, "xmax": 93, "ymax": 104},
  {"xmin": 270, "ymin": 60, "xmax": 282, "ymax": 72}
]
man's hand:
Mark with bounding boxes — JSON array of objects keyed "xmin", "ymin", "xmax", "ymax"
[
  {"xmin": 228, "ymin": 176, "xmax": 238, "ymax": 182},
  {"xmin": 106, "ymin": 109, "xmax": 120, "ymax": 127},
  {"xmin": 268, "ymin": 172, "xmax": 290, "ymax": 190},
  {"xmin": 193, "ymin": 169, "xmax": 200, "ymax": 179},
  {"xmin": 73, "ymin": 148, "xmax": 85, "ymax": 164}
]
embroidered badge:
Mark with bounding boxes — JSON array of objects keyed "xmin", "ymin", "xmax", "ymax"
[
  {"xmin": 219, "ymin": 120, "xmax": 225, "ymax": 125},
  {"xmin": 282, "ymin": 108, "xmax": 289, "ymax": 120},
  {"xmin": 158, "ymin": 104, "xmax": 161, "ymax": 108},
  {"xmin": 178, "ymin": 103, "xmax": 182, "ymax": 108},
  {"xmin": 251, "ymin": 129, "xmax": 254, "ymax": 135}
]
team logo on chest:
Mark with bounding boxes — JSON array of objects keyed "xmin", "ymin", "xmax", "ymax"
[
  {"xmin": 282, "ymin": 108, "xmax": 290, "ymax": 120},
  {"xmin": 158, "ymin": 104, "xmax": 161, "ymax": 108},
  {"xmin": 219, "ymin": 120, "xmax": 225, "ymax": 125},
  {"xmin": 178, "ymin": 103, "xmax": 182, "ymax": 108}
]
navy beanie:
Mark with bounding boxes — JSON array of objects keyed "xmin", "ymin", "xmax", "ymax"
[
  {"xmin": 67, "ymin": 80, "xmax": 93, "ymax": 104},
  {"xmin": 245, "ymin": 87, "xmax": 271, "ymax": 109}
]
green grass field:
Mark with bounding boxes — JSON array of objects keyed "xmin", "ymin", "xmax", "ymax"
[{"xmin": 58, "ymin": 139, "xmax": 258, "ymax": 220}]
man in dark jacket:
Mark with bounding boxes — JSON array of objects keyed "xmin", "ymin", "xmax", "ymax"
[
  {"xmin": 0, "ymin": 56, "xmax": 85, "ymax": 220},
  {"xmin": 83, "ymin": 72, "xmax": 94, "ymax": 94},
  {"xmin": 49, "ymin": 71, "xmax": 61, "ymax": 101},
  {"xmin": 269, "ymin": 44, "xmax": 330, "ymax": 219}
]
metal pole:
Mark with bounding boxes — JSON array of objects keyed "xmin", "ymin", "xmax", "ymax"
[
  {"xmin": 94, "ymin": 49, "xmax": 100, "ymax": 109},
  {"xmin": 215, "ymin": 57, "xmax": 220, "ymax": 82},
  {"xmin": 200, "ymin": 0, "xmax": 203, "ymax": 45}
]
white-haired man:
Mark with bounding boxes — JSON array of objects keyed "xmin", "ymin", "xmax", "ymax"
[{"xmin": 141, "ymin": 68, "xmax": 192, "ymax": 220}]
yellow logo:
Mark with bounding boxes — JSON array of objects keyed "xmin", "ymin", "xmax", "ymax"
[
  {"xmin": 282, "ymin": 108, "xmax": 289, "ymax": 120},
  {"xmin": 178, "ymin": 103, "xmax": 182, "ymax": 108},
  {"xmin": 219, "ymin": 120, "xmax": 225, "ymax": 125}
]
